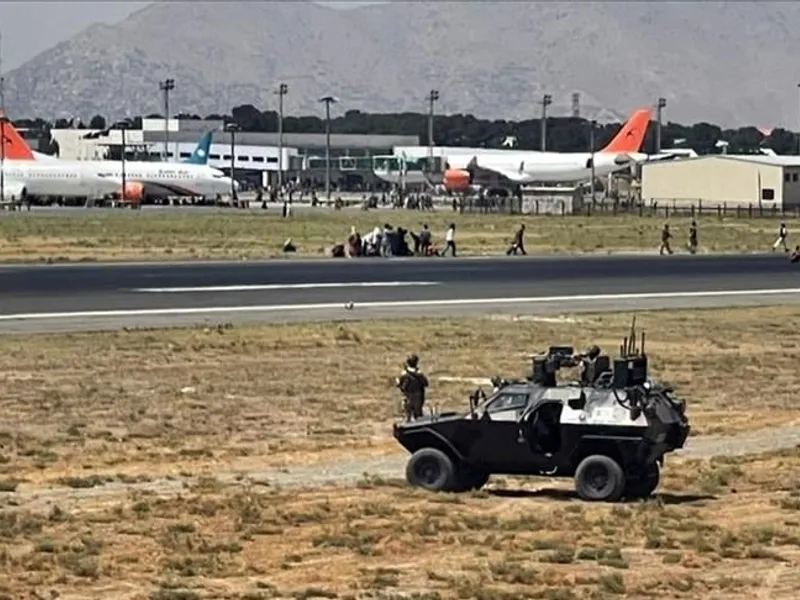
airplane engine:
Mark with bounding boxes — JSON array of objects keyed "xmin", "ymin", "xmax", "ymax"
[
  {"xmin": 443, "ymin": 168, "xmax": 473, "ymax": 192},
  {"xmin": 120, "ymin": 181, "xmax": 145, "ymax": 202}
]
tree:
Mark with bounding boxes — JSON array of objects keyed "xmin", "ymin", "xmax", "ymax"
[{"xmin": 89, "ymin": 115, "xmax": 106, "ymax": 130}]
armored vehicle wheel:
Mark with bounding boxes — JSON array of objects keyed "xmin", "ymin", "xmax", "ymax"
[
  {"xmin": 406, "ymin": 448, "xmax": 456, "ymax": 492},
  {"xmin": 575, "ymin": 455, "xmax": 626, "ymax": 502},
  {"xmin": 625, "ymin": 463, "xmax": 660, "ymax": 498}
]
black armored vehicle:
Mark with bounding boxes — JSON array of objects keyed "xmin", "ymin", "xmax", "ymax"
[{"xmin": 392, "ymin": 321, "xmax": 690, "ymax": 502}]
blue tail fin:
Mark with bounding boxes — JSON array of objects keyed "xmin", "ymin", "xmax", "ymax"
[{"xmin": 183, "ymin": 131, "xmax": 212, "ymax": 165}]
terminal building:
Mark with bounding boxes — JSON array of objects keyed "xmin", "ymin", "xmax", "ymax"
[
  {"xmin": 50, "ymin": 118, "xmax": 420, "ymax": 191},
  {"xmin": 641, "ymin": 154, "xmax": 800, "ymax": 211}
]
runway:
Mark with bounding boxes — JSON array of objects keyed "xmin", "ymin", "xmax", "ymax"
[{"xmin": 0, "ymin": 253, "xmax": 798, "ymax": 332}]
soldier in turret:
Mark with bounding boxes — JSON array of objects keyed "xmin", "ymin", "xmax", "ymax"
[
  {"xmin": 396, "ymin": 354, "xmax": 429, "ymax": 421},
  {"xmin": 569, "ymin": 344, "xmax": 602, "ymax": 385}
]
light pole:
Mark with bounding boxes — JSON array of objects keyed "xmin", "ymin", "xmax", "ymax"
[
  {"xmin": 540, "ymin": 94, "xmax": 552, "ymax": 151},
  {"xmin": 590, "ymin": 120, "xmax": 597, "ymax": 203},
  {"xmin": 426, "ymin": 89, "xmax": 439, "ymax": 172},
  {"xmin": 276, "ymin": 83, "xmax": 288, "ymax": 191},
  {"xmin": 0, "ymin": 77, "xmax": 5, "ymax": 207},
  {"xmin": 656, "ymin": 97, "xmax": 667, "ymax": 154},
  {"xmin": 796, "ymin": 84, "xmax": 800, "ymax": 155},
  {"xmin": 225, "ymin": 121, "xmax": 239, "ymax": 203},
  {"xmin": 319, "ymin": 95, "xmax": 337, "ymax": 200},
  {"xmin": 115, "ymin": 119, "xmax": 132, "ymax": 203},
  {"xmin": 159, "ymin": 78, "xmax": 175, "ymax": 161}
]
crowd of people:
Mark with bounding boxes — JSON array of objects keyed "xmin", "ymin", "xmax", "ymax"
[{"xmin": 331, "ymin": 222, "xmax": 459, "ymax": 258}]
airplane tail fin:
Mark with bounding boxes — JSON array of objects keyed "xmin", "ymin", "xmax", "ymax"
[
  {"xmin": 183, "ymin": 131, "xmax": 212, "ymax": 165},
  {"xmin": 0, "ymin": 112, "xmax": 36, "ymax": 161},
  {"xmin": 600, "ymin": 108, "xmax": 653, "ymax": 154}
]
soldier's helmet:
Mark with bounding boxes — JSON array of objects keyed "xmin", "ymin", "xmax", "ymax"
[{"xmin": 406, "ymin": 354, "xmax": 419, "ymax": 369}]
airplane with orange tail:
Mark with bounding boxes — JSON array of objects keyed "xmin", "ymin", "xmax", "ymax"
[
  {"xmin": 441, "ymin": 107, "xmax": 654, "ymax": 193},
  {"xmin": 0, "ymin": 115, "xmax": 236, "ymax": 203}
]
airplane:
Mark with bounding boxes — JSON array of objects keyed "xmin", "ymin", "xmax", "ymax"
[
  {"xmin": 0, "ymin": 117, "xmax": 237, "ymax": 203},
  {"xmin": 441, "ymin": 107, "xmax": 657, "ymax": 193}
]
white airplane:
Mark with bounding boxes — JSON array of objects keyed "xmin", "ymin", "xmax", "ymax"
[
  {"xmin": 441, "ymin": 108, "xmax": 656, "ymax": 193},
  {"xmin": 0, "ymin": 117, "xmax": 238, "ymax": 203}
]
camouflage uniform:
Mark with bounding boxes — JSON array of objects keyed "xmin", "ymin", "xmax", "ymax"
[
  {"xmin": 576, "ymin": 345, "xmax": 601, "ymax": 385},
  {"xmin": 397, "ymin": 354, "xmax": 429, "ymax": 421}
]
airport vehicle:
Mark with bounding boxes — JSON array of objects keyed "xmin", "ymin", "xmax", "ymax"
[
  {"xmin": 441, "ymin": 107, "xmax": 654, "ymax": 192},
  {"xmin": 393, "ymin": 320, "xmax": 691, "ymax": 502},
  {"xmin": 0, "ymin": 118, "xmax": 236, "ymax": 202}
]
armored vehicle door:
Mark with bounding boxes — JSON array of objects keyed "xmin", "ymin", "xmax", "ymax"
[{"xmin": 467, "ymin": 386, "xmax": 539, "ymax": 471}]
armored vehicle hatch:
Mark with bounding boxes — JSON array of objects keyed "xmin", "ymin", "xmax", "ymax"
[{"xmin": 392, "ymin": 318, "xmax": 690, "ymax": 502}]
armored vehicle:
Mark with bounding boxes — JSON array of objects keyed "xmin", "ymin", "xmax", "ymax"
[{"xmin": 392, "ymin": 319, "xmax": 690, "ymax": 502}]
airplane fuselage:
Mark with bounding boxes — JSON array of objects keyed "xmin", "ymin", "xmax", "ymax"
[
  {"xmin": 449, "ymin": 151, "xmax": 630, "ymax": 184},
  {"xmin": 0, "ymin": 159, "xmax": 236, "ymax": 200}
]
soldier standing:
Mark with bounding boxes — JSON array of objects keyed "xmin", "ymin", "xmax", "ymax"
[
  {"xmin": 396, "ymin": 354, "xmax": 429, "ymax": 421},
  {"xmin": 773, "ymin": 222, "xmax": 789, "ymax": 253},
  {"xmin": 687, "ymin": 221, "xmax": 698, "ymax": 254},
  {"xmin": 659, "ymin": 224, "xmax": 673, "ymax": 255},
  {"xmin": 507, "ymin": 224, "xmax": 527, "ymax": 255}
]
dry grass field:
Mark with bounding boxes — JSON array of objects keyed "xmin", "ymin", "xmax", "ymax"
[
  {"xmin": 1, "ymin": 306, "xmax": 800, "ymax": 598},
  {"xmin": 0, "ymin": 450, "xmax": 798, "ymax": 599},
  {"xmin": 0, "ymin": 210, "xmax": 791, "ymax": 262},
  {"xmin": 0, "ymin": 305, "xmax": 797, "ymax": 493}
]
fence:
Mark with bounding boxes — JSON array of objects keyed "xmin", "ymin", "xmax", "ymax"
[{"xmin": 456, "ymin": 195, "xmax": 800, "ymax": 219}]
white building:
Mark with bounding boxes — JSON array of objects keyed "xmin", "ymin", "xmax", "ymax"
[
  {"xmin": 641, "ymin": 154, "xmax": 800, "ymax": 211},
  {"xmin": 50, "ymin": 118, "xmax": 419, "ymax": 187}
]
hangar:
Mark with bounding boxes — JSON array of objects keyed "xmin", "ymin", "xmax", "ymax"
[{"xmin": 641, "ymin": 154, "xmax": 800, "ymax": 211}]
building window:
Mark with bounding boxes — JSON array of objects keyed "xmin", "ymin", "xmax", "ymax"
[
  {"xmin": 252, "ymin": 156, "xmax": 264, "ymax": 163},
  {"xmin": 793, "ymin": 173, "xmax": 798, "ymax": 182},
  {"xmin": 223, "ymin": 155, "xmax": 231, "ymax": 160},
  {"xmin": 267, "ymin": 157, "xmax": 277, "ymax": 163},
  {"xmin": 179, "ymin": 152, "xmax": 190, "ymax": 159},
  {"xmin": 209, "ymin": 154, "xmax": 220, "ymax": 160},
  {"xmin": 762, "ymin": 188, "xmax": 775, "ymax": 201},
  {"xmin": 238, "ymin": 156, "xmax": 249, "ymax": 161},
  {"xmin": 785, "ymin": 173, "xmax": 791, "ymax": 182}
]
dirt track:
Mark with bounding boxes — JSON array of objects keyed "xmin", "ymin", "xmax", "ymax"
[{"xmin": 11, "ymin": 423, "xmax": 800, "ymax": 512}]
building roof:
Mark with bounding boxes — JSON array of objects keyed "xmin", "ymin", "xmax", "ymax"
[
  {"xmin": 651, "ymin": 153, "xmax": 800, "ymax": 168},
  {"xmin": 140, "ymin": 130, "xmax": 419, "ymax": 150}
]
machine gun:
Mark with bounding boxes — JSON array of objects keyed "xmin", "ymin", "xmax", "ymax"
[{"xmin": 529, "ymin": 345, "xmax": 579, "ymax": 386}]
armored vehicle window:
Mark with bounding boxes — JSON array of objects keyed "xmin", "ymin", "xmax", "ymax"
[{"xmin": 487, "ymin": 392, "xmax": 529, "ymax": 413}]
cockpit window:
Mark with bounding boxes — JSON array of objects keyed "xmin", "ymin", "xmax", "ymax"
[{"xmin": 486, "ymin": 392, "xmax": 529, "ymax": 413}]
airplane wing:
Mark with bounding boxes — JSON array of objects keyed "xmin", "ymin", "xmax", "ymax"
[{"xmin": 470, "ymin": 157, "xmax": 530, "ymax": 182}]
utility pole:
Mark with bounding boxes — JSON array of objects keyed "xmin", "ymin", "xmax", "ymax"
[
  {"xmin": 656, "ymin": 97, "xmax": 667, "ymax": 154},
  {"xmin": 159, "ymin": 78, "xmax": 175, "ymax": 161},
  {"xmin": 319, "ymin": 95, "xmax": 337, "ymax": 201},
  {"xmin": 225, "ymin": 121, "xmax": 239, "ymax": 203},
  {"xmin": 426, "ymin": 89, "xmax": 439, "ymax": 172},
  {"xmin": 590, "ymin": 120, "xmax": 597, "ymax": 204},
  {"xmin": 276, "ymin": 83, "xmax": 288, "ymax": 191},
  {"xmin": 540, "ymin": 94, "xmax": 552, "ymax": 151}
]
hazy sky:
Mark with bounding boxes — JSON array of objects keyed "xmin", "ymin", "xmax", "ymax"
[{"xmin": 0, "ymin": 1, "xmax": 385, "ymax": 72}]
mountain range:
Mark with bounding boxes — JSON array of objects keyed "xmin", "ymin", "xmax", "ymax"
[{"xmin": 3, "ymin": 1, "xmax": 800, "ymax": 128}]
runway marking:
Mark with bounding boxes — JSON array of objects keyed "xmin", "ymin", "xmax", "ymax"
[
  {"xmin": 1, "ymin": 287, "xmax": 799, "ymax": 322},
  {"xmin": 132, "ymin": 281, "xmax": 441, "ymax": 293}
]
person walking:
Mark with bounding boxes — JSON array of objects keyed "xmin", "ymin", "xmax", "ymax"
[{"xmin": 443, "ymin": 223, "xmax": 456, "ymax": 256}]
